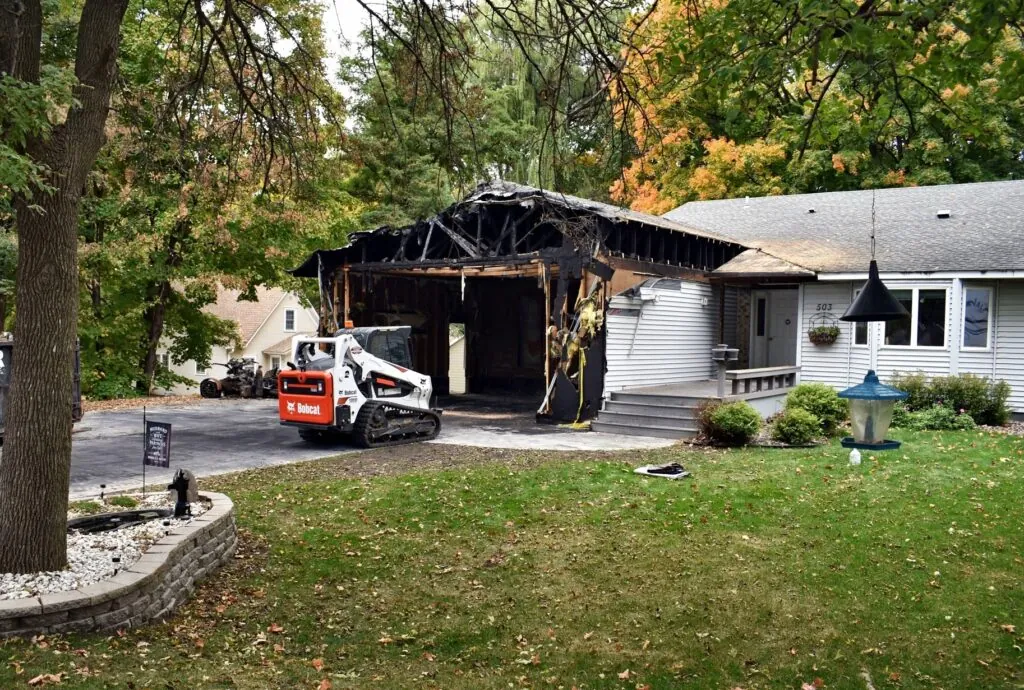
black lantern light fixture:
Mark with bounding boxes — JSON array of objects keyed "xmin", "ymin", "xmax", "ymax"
[
  {"xmin": 840, "ymin": 193, "xmax": 910, "ymax": 323},
  {"xmin": 837, "ymin": 191, "xmax": 910, "ymax": 451}
]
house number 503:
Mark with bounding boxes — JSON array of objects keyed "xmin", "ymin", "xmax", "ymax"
[{"xmin": 816, "ymin": 303, "xmax": 832, "ymax": 311}]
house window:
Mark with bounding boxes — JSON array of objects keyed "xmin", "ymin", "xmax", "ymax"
[
  {"xmin": 270, "ymin": 355, "xmax": 281, "ymax": 370},
  {"xmin": 284, "ymin": 308, "xmax": 296, "ymax": 332},
  {"xmin": 159, "ymin": 353, "xmax": 170, "ymax": 368},
  {"xmin": 884, "ymin": 288, "xmax": 947, "ymax": 347},
  {"xmin": 854, "ymin": 322, "xmax": 868, "ymax": 346},
  {"xmin": 852, "ymin": 289, "xmax": 868, "ymax": 345},
  {"xmin": 755, "ymin": 297, "xmax": 766, "ymax": 337},
  {"xmin": 196, "ymin": 362, "xmax": 207, "ymax": 375},
  {"xmin": 962, "ymin": 286, "xmax": 992, "ymax": 349}
]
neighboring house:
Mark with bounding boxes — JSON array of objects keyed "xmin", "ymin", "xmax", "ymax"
[
  {"xmin": 449, "ymin": 334, "xmax": 467, "ymax": 394},
  {"xmin": 661, "ymin": 180, "xmax": 1024, "ymax": 417},
  {"xmin": 158, "ymin": 286, "xmax": 318, "ymax": 394}
]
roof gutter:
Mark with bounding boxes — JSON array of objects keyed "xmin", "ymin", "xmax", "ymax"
[{"xmin": 819, "ymin": 270, "xmax": 1024, "ymax": 281}]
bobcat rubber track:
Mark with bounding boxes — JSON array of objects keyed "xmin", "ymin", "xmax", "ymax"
[{"xmin": 352, "ymin": 399, "xmax": 441, "ymax": 448}]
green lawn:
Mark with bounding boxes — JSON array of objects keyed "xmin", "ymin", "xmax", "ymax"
[{"xmin": 3, "ymin": 431, "xmax": 1023, "ymax": 689}]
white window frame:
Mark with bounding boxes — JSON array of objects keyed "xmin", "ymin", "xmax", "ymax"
[
  {"xmin": 196, "ymin": 361, "xmax": 207, "ymax": 375},
  {"xmin": 283, "ymin": 308, "xmax": 296, "ymax": 332},
  {"xmin": 159, "ymin": 352, "xmax": 170, "ymax": 368},
  {"xmin": 270, "ymin": 355, "xmax": 281, "ymax": 370},
  {"xmin": 961, "ymin": 285, "xmax": 993, "ymax": 351},
  {"xmin": 881, "ymin": 286, "xmax": 949, "ymax": 350},
  {"xmin": 853, "ymin": 321, "xmax": 869, "ymax": 347},
  {"xmin": 850, "ymin": 288, "xmax": 869, "ymax": 347}
]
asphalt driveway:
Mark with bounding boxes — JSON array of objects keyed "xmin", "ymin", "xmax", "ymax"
[
  {"xmin": 70, "ymin": 399, "xmax": 348, "ymax": 498},
  {"xmin": 70, "ymin": 396, "xmax": 672, "ymax": 498}
]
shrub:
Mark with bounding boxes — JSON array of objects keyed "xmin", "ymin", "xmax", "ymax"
[
  {"xmin": 905, "ymin": 404, "xmax": 976, "ymax": 431},
  {"xmin": 890, "ymin": 401, "xmax": 911, "ymax": 428},
  {"xmin": 704, "ymin": 401, "xmax": 761, "ymax": 446},
  {"xmin": 771, "ymin": 408, "xmax": 821, "ymax": 445},
  {"xmin": 890, "ymin": 371, "xmax": 931, "ymax": 410},
  {"xmin": 107, "ymin": 495, "xmax": 139, "ymax": 509},
  {"xmin": 891, "ymin": 371, "xmax": 1010, "ymax": 426},
  {"xmin": 784, "ymin": 383, "xmax": 847, "ymax": 434}
]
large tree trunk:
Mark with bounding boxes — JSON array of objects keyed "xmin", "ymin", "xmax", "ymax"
[
  {"xmin": 138, "ymin": 281, "xmax": 172, "ymax": 394},
  {"xmin": 0, "ymin": 0, "xmax": 129, "ymax": 573}
]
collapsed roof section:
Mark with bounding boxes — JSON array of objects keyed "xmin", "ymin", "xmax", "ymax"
[{"xmin": 292, "ymin": 181, "xmax": 749, "ymax": 279}]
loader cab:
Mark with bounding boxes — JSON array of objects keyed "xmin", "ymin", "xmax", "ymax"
[{"xmin": 335, "ymin": 326, "xmax": 413, "ymax": 369}]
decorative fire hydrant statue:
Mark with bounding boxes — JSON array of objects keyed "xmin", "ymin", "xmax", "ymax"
[{"xmin": 167, "ymin": 468, "xmax": 197, "ymax": 517}]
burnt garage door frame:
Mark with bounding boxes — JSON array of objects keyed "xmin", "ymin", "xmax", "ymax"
[{"xmin": 292, "ymin": 182, "xmax": 748, "ymax": 423}]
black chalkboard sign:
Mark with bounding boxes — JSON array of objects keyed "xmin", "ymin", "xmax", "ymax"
[{"xmin": 143, "ymin": 420, "xmax": 172, "ymax": 468}]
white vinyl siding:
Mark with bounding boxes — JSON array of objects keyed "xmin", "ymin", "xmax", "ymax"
[
  {"xmin": 800, "ymin": 280, "xmax": 953, "ymax": 387},
  {"xmin": 799, "ymin": 283, "xmax": 869, "ymax": 389},
  {"xmin": 801, "ymin": 278, "xmax": 1024, "ymax": 414},
  {"xmin": 449, "ymin": 336, "xmax": 467, "ymax": 394},
  {"xmin": 994, "ymin": 281, "xmax": 1024, "ymax": 413},
  {"xmin": 605, "ymin": 280, "xmax": 717, "ymax": 392}
]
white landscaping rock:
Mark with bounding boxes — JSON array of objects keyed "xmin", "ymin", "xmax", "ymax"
[{"xmin": 0, "ymin": 493, "xmax": 208, "ymax": 601}]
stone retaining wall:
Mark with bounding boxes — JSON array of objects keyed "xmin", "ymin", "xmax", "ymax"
[{"xmin": 0, "ymin": 492, "xmax": 236, "ymax": 636}]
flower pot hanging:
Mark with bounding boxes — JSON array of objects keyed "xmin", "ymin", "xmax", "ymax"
[{"xmin": 807, "ymin": 313, "xmax": 840, "ymax": 346}]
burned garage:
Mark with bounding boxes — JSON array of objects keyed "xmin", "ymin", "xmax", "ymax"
[{"xmin": 292, "ymin": 182, "xmax": 746, "ymax": 423}]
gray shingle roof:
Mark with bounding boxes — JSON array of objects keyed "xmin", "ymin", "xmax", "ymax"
[{"xmin": 663, "ymin": 180, "xmax": 1024, "ymax": 274}]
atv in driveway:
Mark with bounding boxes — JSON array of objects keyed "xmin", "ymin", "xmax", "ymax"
[{"xmin": 199, "ymin": 358, "xmax": 276, "ymax": 399}]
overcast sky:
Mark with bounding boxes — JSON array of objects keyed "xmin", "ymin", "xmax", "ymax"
[{"xmin": 321, "ymin": 0, "xmax": 370, "ymax": 84}]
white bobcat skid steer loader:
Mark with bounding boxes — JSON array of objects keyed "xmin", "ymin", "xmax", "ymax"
[{"xmin": 277, "ymin": 327, "xmax": 442, "ymax": 447}]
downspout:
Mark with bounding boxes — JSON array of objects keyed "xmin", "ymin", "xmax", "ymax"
[
  {"xmin": 949, "ymin": 278, "xmax": 962, "ymax": 375},
  {"xmin": 991, "ymin": 281, "xmax": 999, "ymax": 379}
]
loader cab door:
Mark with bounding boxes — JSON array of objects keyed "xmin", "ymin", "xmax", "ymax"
[{"xmin": 367, "ymin": 331, "xmax": 412, "ymax": 369}]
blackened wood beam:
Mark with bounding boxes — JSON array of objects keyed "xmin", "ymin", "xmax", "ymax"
[
  {"xmin": 434, "ymin": 219, "xmax": 481, "ymax": 259},
  {"xmin": 419, "ymin": 223, "xmax": 435, "ymax": 261}
]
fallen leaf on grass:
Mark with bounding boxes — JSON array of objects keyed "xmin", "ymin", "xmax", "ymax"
[
  {"xmin": 28, "ymin": 674, "xmax": 63, "ymax": 686},
  {"xmin": 618, "ymin": 669, "xmax": 631, "ymax": 680},
  {"xmin": 1000, "ymin": 624, "xmax": 1016, "ymax": 633},
  {"xmin": 267, "ymin": 623, "xmax": 285, "ymax": 634},
  {"xmin": 311, "ymin": 658, "xmax": 324, "ymax": 672},
  {"xmin": 318, "ymin": 680, "xmax": 332, "ymax": 690}
]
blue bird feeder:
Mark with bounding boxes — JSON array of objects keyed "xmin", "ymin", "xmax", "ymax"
[{"xmin": 838, "ymin": 370, "xmax": 907, "ymax": 451}]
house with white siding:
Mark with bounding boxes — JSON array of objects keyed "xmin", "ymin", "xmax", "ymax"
[
  {"xmin": 594, "ymin": 180, "xmax": 1024, "ymax": 437},
  {"xmin": 661, "ymin": 180, "xmax": 1024, "ymax": 412}
]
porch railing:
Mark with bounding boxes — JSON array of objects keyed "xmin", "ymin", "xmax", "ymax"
[{"xmin": 722, "ymin": 366, "xmax": 800, "ymax": 398}]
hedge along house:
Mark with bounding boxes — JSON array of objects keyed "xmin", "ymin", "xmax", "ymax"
[
  {"xmin": 660, "ymin": 180, "xmax": 1024, "ymax": 422},
  {"xmin": 291, "ymin": 182, "xmax": 748, "ymax": 423}
]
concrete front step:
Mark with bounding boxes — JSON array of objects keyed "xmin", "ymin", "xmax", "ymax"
[
  {"xmin": 602, "ymin": 400, "xmax": 700, "ymax": 418},
  {"xmin": 595, "ymin": 410, "xmax": 697, "ymax": 430},
  {"xmin": 609, "ymin": 391, "xmax": 710, "ymax": 407},
  {"xmin": 590, "ymin": 420, "xmax": 697, "ymax": 440}
]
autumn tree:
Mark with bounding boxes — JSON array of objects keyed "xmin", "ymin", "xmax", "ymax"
[
  {"xmin": 0, "ymin": 0, "xmax": 335, "ymax": 573},
  {"xmin": 611, "ymin": 0, "xmax": 1024, "ymax": 212},
  {"xmin": 341, "ymin": 0, "xmax": 656, "ymax": 219}
]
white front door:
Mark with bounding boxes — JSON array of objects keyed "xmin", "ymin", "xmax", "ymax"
[{"xmin": 750, "ymin": 289, "xmax": 799, "ymax": 368}]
